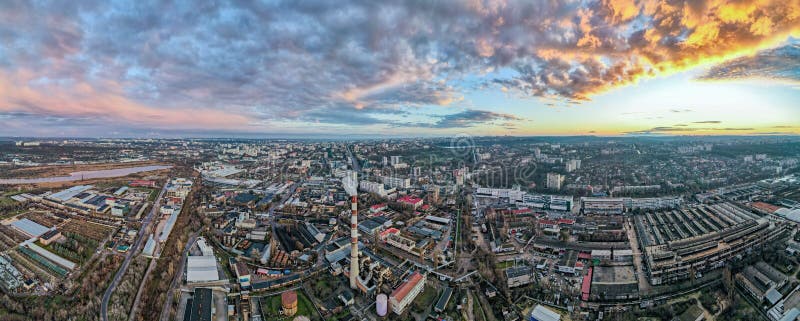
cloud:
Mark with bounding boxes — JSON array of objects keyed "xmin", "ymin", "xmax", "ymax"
[
  {"xmin": 670, "ymin": 108, "xmax": 693, "ymax": 113},
  {"xmin": 692, "ymin": 120, "xmax": 722, "ymax": 124},
  {"xmin": 698, "ymin": 43, "xmax": 800, "ymax": 83},
  {"xmin": 0, "ymin": 0, "xmax": 799, "ymax": 135},
  {"xmin": 625, "ymin": 126, "xmax": 754, "ymax": 134},
  {"xmin": 421, "ymin": 109, "xmax": 524, "ymax": 128}
]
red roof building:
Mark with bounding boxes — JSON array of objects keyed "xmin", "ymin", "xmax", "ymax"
[
  {"xmin": 512, "ymin": 208, "xmax": 533, "ymax": 215},
  {"xmin": 389, "ymin": 272, "xmax": 426, "ymax": 315},
  {"xmin": 557, "ymin": 218, "xmax": 575, "ymax": 225},
  {"xmin": 380, "ymin": 228, "xmax": 400, "ymax": 240},
  {"xmin": 398, "ymin": 195, "xmax": 424, "ymax": 210},
  {"xmin": 370, "ymin": 203, "xmax": 388, "ymax": 213},
  {"xmin": 581, "ymin": 267, "xmax": 592, "ymax": 301},
  {"xmin": 752, "ymin": 202, "xmax": 781, "ymax": 213}
]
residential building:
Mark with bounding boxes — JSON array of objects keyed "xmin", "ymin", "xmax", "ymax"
[{"xmin": 546, "ymin": 173, "xmax": 564, "ymax": 190}]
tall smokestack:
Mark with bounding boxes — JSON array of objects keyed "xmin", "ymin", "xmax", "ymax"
[
  {"xmin": 342, "ymin": 174, "xmax": 359, "ymax": 290},
  {"xmin": 349, "ymin": 194, "xmax": 359, "ymax": 289}
]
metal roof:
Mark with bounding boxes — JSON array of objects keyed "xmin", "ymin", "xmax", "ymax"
[{"xmin": 11, "ymin": 218, "xmax": 50, "ymax": 237}]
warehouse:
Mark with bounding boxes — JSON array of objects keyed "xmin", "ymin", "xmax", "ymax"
[
  {"xmin": 187, "ymin": 256, "xmax": 219, "ymax": 283},
  {"xmin": 505, "ymin": 265, "xmax": 534, "ymax": 288},
  {"xmin": 25, "ymin": 242, "xmax": 76, "ymax": 270},
  {"xmin": 636, "ymin": 202, "xmax": 785, "ymax": 285},
  {"xmin": 186, "ymin": 287, "xmax": 214, "ymax": 321},
  {"xmin": 590, "ymin": 266, "xmax": 639, "ymax": 301},
  {"xmin": 10, "ymin": 218, "xmax": 50, "ymax": 238}
]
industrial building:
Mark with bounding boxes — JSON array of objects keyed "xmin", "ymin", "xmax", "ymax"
[
  {"xmin": 389, "ymin": 271, "xmax": 426, "ymax": 315},
  {"xmin": 505, "ymin": 265, "xmax": 534, "ymax": 288},
  {"xmin": 589, "ymin": 265, "xmax": 639, "ymax": 301},
  {"xmin": 590, "ymin": 249, "xmax": 633, "ymax": 262},
  {"xmin": 185, "ymin": 287, "xmax": 214, "ymax": 321},
  {"xmin": 737, "ymin": 262, "xmax": 788, "ymax": 305},
  {"xmin": 10, "ymin": 218, "xmax": 51, "ymax": 238},
  {"xmin": 581, "ymin": 198, "xmax": 625, "ymax": 215},
  {"xmin": 556, "ymin": 250, "xmax": 580, "ymax": 275},
  {"xmin": 187, "ymin": 256, "xmax": 219, "ymax": 283},
  {"xmin": 435, "ymin": 286, "xmax": 453, "ymax": 313},
  {"xmin": 635, "ymin": 202, "xmax": 786, "ymax": 285},
  {"xmin": 232, "ymin": 260, "xmax": 251, "ymax": 288},
  {"xmin": 530, "ymin": 305, "xmax": 561, "ymax": 321}
]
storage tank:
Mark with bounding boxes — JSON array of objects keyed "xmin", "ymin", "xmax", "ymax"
[{"xmin": 376, "ymin": 293, "xmax": 388, "ymax": 317}]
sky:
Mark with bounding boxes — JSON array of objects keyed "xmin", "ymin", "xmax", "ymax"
[{"xmin": 0, "ymin": 0, "xmax": 799, "ymax": 138}]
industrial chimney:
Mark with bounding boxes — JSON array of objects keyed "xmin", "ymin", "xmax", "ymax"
[{"xmin": 343, "ymin": 173, "xmax": 359, "ymax": 290}]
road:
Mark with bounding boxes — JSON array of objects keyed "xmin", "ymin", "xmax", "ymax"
[
  {"xmin": 158, "ymin": 232, "xmax": 200, "ymax": 321},
  {"xmin": 344, "ymin": 144, "xmax": 361, "ymax": 172},
  {"xmin": 101, "ymin": 182, "xmax": 168, "ymax": 321}
]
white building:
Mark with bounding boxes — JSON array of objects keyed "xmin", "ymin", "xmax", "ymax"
[
  {"xmin": 196, "ymin": 237, "xmax": 215, "ymax": 256},
  {"xmin": 546, "ymin": 173, "xmax": 564, "ymax": 190},
  {"xmin": 566, "ymin": 159, "xmax": 581, "ymax": 172},
  {"xmin": 531, "ymin": 305, "xmax": 561, "ymax": 321},
  {"xmin": 186, "ymin": 255, "xmax": 219, "ymax": 283},
  {"xmin": 389, "ymin": 272, "xmax": 426, "ymax": 315},
  {"xmin": 360, "ymin": 181, "xmax": 392, "ymax": 197},
  {"xmin": 381, "ymin": 176, "xmax": 411, "ymax": 189}
]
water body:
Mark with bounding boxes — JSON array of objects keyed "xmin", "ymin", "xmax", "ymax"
[{"xmin": 0, "ymin": 165, "xmax": 172, "ymax": 184}]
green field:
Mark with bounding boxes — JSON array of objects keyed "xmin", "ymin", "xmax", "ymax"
[
  {"xmin": 495, "ymin": 260, "xmax": 517, "ymax": 269},
  {"xmin": 0, "ymin": 192, "xmax": 26, "ymax": 219},
  {"xmin": 410, "ymin": 286, "xmax": 438, "ymax": 314}
]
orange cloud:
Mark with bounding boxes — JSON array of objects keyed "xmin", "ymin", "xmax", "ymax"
[{"xmin": 574, "ymin": 0, "xmax": 800, "ymax": 99}]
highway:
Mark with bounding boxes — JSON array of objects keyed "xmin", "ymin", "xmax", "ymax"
[{"xmin": 101, "ymin": 182, "xmax": 168, "ymax": 321}]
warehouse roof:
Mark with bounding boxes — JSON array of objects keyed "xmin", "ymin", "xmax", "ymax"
[
  {"xmin": 187, "ymin": 256, "xmax": 219, "ymax": 282},
  {"xmin": 11, "ymin": 218, "xmax": 50, "ymax": 238},
  {"xmin": 531, "ymin": 305, "xmax": 560, "ymax": 321}
]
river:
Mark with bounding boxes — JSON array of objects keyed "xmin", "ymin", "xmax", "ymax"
[{"xmin": 0, "ymin": 165, "xmax": 173, "ymax": 184}]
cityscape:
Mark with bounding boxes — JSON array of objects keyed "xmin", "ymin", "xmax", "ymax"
[{"xmin": 1, "ymin": 1, "xmax": 800, "ymax": 321}]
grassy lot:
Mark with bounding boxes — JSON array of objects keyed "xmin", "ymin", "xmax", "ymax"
[
  {"xmin": 410, "ymin": 286, "xmax": 438, "ymax": 314},
  {"xmin": 0, "ymin": 196, "xmax": 16, "ymax": 207},
  {"xmin": 146, "ymin": 188, "xmax": 158, "ymax": 202},
  {"xmin": 495, "ymin": 260, "xmax": 517, "ymax": 269}
]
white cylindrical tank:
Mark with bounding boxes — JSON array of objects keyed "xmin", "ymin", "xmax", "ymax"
[{"xmin": 376, "ymin": 293, "xmax": 388, "ymax": 317}]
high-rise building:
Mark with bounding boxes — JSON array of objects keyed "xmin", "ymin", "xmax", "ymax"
[
  {"xmin": 428, "ymin": 185, "xmax": 440, "ymax": 203},
  {"xmin": 546, "ymin": 173, "xmax": 564, "ymax": 190},
  {"xmin": 390, "ymin": 155, "xmax": 401, "ymax": 165},
  {"xmin": 381, "ymin": 176, "xmax": 410, "ymax": 189},
  {"xmin": 566, "ymin": 159, "xmax": 581, "ymax": 172}
]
